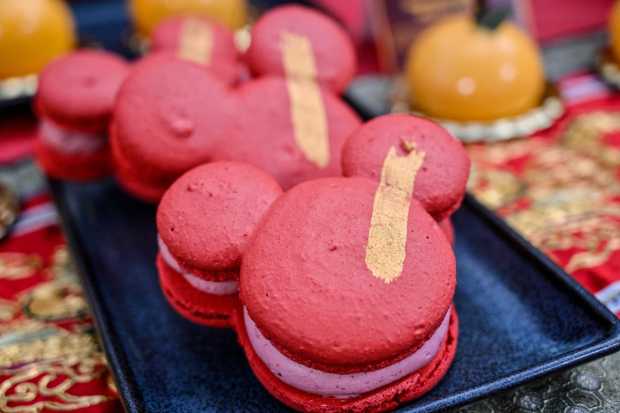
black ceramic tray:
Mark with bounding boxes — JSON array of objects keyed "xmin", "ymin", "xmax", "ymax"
[{"xmin": 49, "ymin": 178, "xmax": 620, "ymax": 413}]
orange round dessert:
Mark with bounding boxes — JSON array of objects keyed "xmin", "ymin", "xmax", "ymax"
[
  {"xmin": 0, "ymin": 0, "xmax": 75, "ymax": 79},
  {"xmin": 610, "ymin": 1, "xmax": 620, "ymax": 64},
  {"xmin": 406, "ymin": 14, "xmax": 544, "ymax": 121}
]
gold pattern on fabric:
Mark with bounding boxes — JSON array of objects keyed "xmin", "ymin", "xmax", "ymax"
[
  {"xmin": 0, "ymin": 253, "xmax": 42, "ymax": 280},
  {"xmin": 467, "ymin": 111, "xmax": 620, "ymax": 273},
  {"xmin": 0, "ymin": 356, "xmax": 110, "ymax": 412}
]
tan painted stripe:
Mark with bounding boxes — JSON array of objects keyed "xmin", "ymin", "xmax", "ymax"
[
  {"xmin": 178, "ymin": 19, "xmax": 213, "ymax": 65},
  {"xmin": 365, "ymin": 143, "xmax": 425, "ymax": 283},
  {"xmin": 280, "ymin": 32, "xmax": 329, "ymax": 168}
]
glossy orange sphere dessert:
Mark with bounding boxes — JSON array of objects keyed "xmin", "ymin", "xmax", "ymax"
[
  {"xmin": 130, "ymin": 0, "xmax": 248, "ymax": 36},
  {"xmin": 0, "ymin": 0, "xmax": 75, "ymax": 79},
  {"xmin": 609, "ymin": 1, "xmax": 620, "ymax": 64},
  {"xmin": 406, "ymin": 14, "xmax": 545, "ymax": 122}
]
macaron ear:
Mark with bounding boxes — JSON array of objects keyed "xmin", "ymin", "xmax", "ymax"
[
  {"xmin": 341, "ymin": 114, "xmax": 470, "ymax": 221},
  {"xmin": 365, "ymin": 144, "xmax": 426, "ymax": 283},
  {"xmin": 245, "ymin": 5, "xmax": 357, "ymax": 93}
]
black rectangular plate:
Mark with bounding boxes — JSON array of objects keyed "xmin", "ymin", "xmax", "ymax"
[{"xmin": 49, "ymin": 178, "xmax": 620, "ymax": 413}]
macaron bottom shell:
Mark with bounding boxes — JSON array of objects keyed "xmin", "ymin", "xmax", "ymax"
[
  {"xmin": 157, "ymin": 255, "xmax": 238, "ymax": 328},
  {"xmin": 110, "ymin": 126, "xmax": 171, "ymax": 203},
  {"xmin": 113, "ymin": 157, "xmax": 170, "ymax": 203},
  {"xmin": 235, "ymin": 309, "xmax": 459, "ymax": 413},
  {"xmin": 35, "ymin": 138, "xmax": 111, "ymax": 182},
  {"xmin": 439, "ymin": 218, "xmax": 455, "ymax": 245}
]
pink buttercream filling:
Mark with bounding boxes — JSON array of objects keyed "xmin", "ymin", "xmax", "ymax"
[
  {"xmin": 244, "ymin": 306, "xmax": 451, "ymax": 398},
  {"xmin": 39, "ymin": 119, "xmax": 106, "ymax": 154},
  {"xmin": 158, "ymin": 236, "xmax": 238, "ymax": 295}
]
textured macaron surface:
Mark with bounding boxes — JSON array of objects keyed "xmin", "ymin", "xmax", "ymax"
[
  {"xmin": 342, "ymin": 114, "xmax": 470, "ymax": 221},
  {"xmin": 211, "ymin": 77, "xmax": 361, "ymax": 190},
  {"xmin": 245, "ymin": 5, "xmax": 356, "ymax": 93},
  {"xmin": 37, "ymin": 50, "xmax": 130, "ymax": 131},
  {"xmin": 240, "ymin": 177, "xmax": 455, "ymax": 373},
  {"xmin": 112, "ymin": 55, "xmax": 236, "ymax": 179},
  {"xmin": 157, "ymin": 162, "xmax": 283, "ymax": 272}
]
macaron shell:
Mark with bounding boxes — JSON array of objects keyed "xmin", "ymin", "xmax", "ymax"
[
  {"xmin": 109, "ymin": 122, "xmax": 172, "ymax": 202},
  {"xmin": 341, "ymin": 114, "xmax": 470, "ymax": 221},
  {"xmin": 35, "ymin": 139, "xmax": 111, "ymax": 182},
  {"xmin": 157, "ymin": 162, "xmax": 283, "ymax": 271},
  {"xmin": 439, "ymin": 218, "xmax": 454, "ymax": 245},
  {"xmin": 240, "ymin": 177, "xmax": 455, "ymax": 372},
  {"xmin": 112, "ymin": 55, "xmax": 236, "ymax": 179},
  {"xmin": 37, "ymin": 50, "xmax": 130, "ymax": 133},
  {"xmin": 157, "ymin": 255, "xmax": 238, "ymax": 328},
  {"xmin": 245, "ymin": 5, "xmax": 356, "ymax": 93},
  {"xmin": 236, "ymin": 308, "xmax": 458, "ymax": 412},
  {"xmin": 211, "ymin": 77, "xmax": 361, "ymax": 190}
]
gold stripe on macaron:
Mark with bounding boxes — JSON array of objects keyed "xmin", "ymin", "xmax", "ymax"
[
  {"xmin": 365, "ymin": 142, "xmax": 425, "ymax": 283},
  {"xmin": 178, "ymin": 18, "xmax": 213, "ymax": 65},
  {"xmin": 280, "ymin": 32, "xmax": 329, "ymax": 168}
]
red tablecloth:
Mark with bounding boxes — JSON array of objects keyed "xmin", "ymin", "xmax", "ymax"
[{"xmin": 0, "ymin": 117, "xmax": 120, "ymax": 412}]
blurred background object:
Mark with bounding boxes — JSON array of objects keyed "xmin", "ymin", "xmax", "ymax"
[
  {"xmin": 370, "ymin": 0, "xmax": 475, "ymax": 73},
  {"xmin": 405, "ymin": 11, "xmax": 544, "ymax": 121},
  {"xmin": 129, "ymin": 0, "xmax": 248, "ymax": 36},
  {"xmin": 0, "ymin": 0, "xmax": 75, "ymax": 80}
]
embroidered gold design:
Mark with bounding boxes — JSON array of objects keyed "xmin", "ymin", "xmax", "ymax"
[
  {"xmin": 0, "ymin": 253, "xmax": 42, "ymax": 280},
  {"xmin": 561, "ymin": 111, "xmax": 620, "ymax": 168},
  {"xmin": 0, "ymin": 356, "xmax": 110, "ymax": 412},
  {"xmin": 0, "ymin": 182, "xmax": 18, "ymax": 240},
  {"xmin": 0, "ymin": 298, "xmax": 17, "ymax": 322},
  {"xmin": 0, "ymin": 322, "xmax": 98, "ymax": 368},
  {"xmin": 22, "ymin": 280, "xmax": 87, "ymax": 322},
  {"xmin": 281, "ymin": 32, "xmax": 329, "ymax": 167},
  {"xmin": 365, "ymin": 143, "xmax": 425, "ymax": 283},
  {"xmin": 468, "ymin": 111, "xmax": 620, "ymax": 274},
  {"xmin": 178, "ymin": 18, "xmax": 213, "ymax": 65}
]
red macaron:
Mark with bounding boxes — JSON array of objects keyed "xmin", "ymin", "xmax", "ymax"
[
  {"xmin": 211, "ymin": 76, "xmax": 361, "ymax": 190},
  {"xmin": 341, "ymin": 114, "xmax": 471, "ymax": 222},
  {"xmin": 150, "ymin": 16, "xmax": 243, "ymax": 85},
  {"xmin": 35, "ymin": 50, "xmax": 130, "ymax": 181},
  {"xmin": 439, "ymin": 218, "xmax": 455, "ymax": 245},
  {"xmin": 111, "ymin": 55, "xmax": 236, "ymax": 202},
  {"xmin": 245, "ymin": 5, "xmax": 357, "ymax": 93},
  {"xmin": 157, "ymin": 161, "xmax": 283, "ymax": 327},
  {"xmin": 238, "ymin": 177, "xmax": 457, "ymax": 412}
]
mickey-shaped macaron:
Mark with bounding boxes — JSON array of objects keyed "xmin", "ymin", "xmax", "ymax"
[{"xmin": 237, "ymin": 130, "xmax": 458, "ymax": 411}]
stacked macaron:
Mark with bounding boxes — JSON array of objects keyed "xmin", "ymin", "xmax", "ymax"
[
  {"xmin": 149, "ymin": 16, "xmax": 245, "ymax": 85},
  {"xmin": 35, "ymin": 50, "xmax": 130, "ymax": 181},
  {"xmin": 156, "ymin": 161, "xmax": 282, "ymax": 326},
  {"xmin": 210, "ymin": 5, "xmax": 361, "ymax": 189},
  {"xmin": 341, "ymin": 113, "xmax": 471, "ymax": 243},
  {"xmin": 110, "ymin": 56, "xmax": 236, "ymax": 202},
  {"xmin": 237, "ymin": 176, "xmax": 458, "ymax": 411}
]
